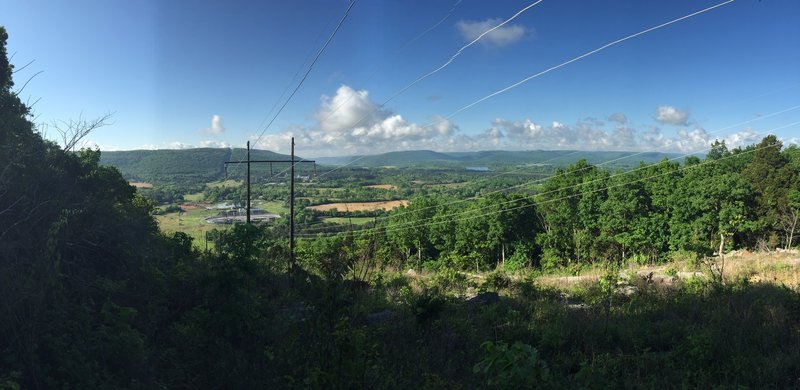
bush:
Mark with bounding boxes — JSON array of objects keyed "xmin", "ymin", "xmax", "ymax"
[{"xmin": 473, "ymin": 341, "xmax": 550, "ymax": 388}]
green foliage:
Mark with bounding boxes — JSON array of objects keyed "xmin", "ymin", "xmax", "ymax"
[
  {"xmin": 3, "ymin": 27, "xmax": 800, "ymax": 388},
  {"xmin": 473, "ymin": 341, "xmax": 550, "ymax": 388},
  {"xmin": 482, "ymin": 270, "xmax": 511, "ymax": 291}
]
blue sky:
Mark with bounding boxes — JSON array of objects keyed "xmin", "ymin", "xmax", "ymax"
[{"xmin": 3, "ymin": 0, "xmax": 799, "ymax": 156}]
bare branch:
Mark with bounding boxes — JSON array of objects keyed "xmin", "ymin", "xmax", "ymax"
[
  {"xmin": 53, "ymin": 112, "xmax": 114, "ymax": 151},
  {"xmin": 11, "ymin": 59, "xmax": 35, "ymax": 74},
  {"xmin": 12, "ymin": 70, "xmax": 42, "ymax": 96}
]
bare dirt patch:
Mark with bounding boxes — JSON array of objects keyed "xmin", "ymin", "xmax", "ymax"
[
  {"xmin": 365, "ymin": 184, "xmax": 398, "ymax": 190},
  {"xmin": 308, "ymin": 200, "xmax": 408, "ymax": 212},
  {"xmin": 129, "ymin": 182, "xmax": 153, "ymax": 189}
]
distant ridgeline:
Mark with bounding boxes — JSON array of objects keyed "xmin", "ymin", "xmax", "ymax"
[
  {"xmin": 99, "ymin": 148, "xmax": 308, "ymax": 185},
  {"xmin": 100, "ymin": 148, "xmax": 684, "ymax": 184},
  {"xmin": 313, "ymin": 149, "xmax": 684, "ymax": 169}
]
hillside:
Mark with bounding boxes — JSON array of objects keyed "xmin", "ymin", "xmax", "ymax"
[
  {"xmin": 101, "ymin": 148, "xmax": 685, "ymax": 184},
  {"xmin": 100, "ymin": 148, "xmax": 307, "ymax": 185},
  {"xmin": 315, "ymin": 149, "xmax": 683, "ymax": 169}
]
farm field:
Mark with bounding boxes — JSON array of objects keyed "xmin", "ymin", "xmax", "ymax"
[
  {"xmin": 156, "ymin": 207, "xmax": 223, "ymax": 247},
  {"xmin": 365, "ymin": 184, "xmax": 397, "ymax": 190},
  {"xmin": 307, "ymin": 200, "xmax": 408, "ymax": 212},
  {"xmin": 183, "ymin": 192, "xmax": 204, "ymax": 202},
  {"xmin": 207, "ymin": 179, "xmax": 242, "ymax": 188},
  {"xmin": 321, "ymin": 217, "xmax": 375, "ymax": 225},
  {"xmin": 155, "ymin": 199, "xmax": 288, "ymax": 248}
]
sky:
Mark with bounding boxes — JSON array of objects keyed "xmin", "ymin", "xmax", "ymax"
[{"xmin": 3, "ymin": 0, "xmax": 799, "ymax": 156}]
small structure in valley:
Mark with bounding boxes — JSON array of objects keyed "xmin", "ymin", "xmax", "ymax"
[{"xmin": 204, "ymin": 208, "xmax": 280, "ymax": 224}]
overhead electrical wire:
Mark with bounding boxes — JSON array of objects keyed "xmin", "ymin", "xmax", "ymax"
[
  {"xmin": 300, "ymin": 103, "xmax": 800, "ymax": 234},
  {"xmin": 250, "ymin": 0, "xmax": 357, "ymax": 151},
  {"xmin": 316, "ymin": 0, "xmax": 735, "ymax": 180},
  {"xmin": 298, "ymin": 119, "xmax": 800, "ymax": 238},
  {"xmin": 420, "ymin": 0, "xmax": 736, "ymax": 130}
]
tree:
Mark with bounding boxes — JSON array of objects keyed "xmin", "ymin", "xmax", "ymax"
[{"xmin": 742, "ymin": 135, "xmax": 798, "ymax": 248}]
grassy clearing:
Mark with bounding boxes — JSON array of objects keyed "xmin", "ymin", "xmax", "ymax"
[
  {"xmin": 156, "ymin": 200, "xmax": 288, "ymax": 246},
  {"xmin": 365, "ymin": 184, "xmax": 397, "ymax": 190},
  {"xmin": 321, "ymin": 217, "xmax": 374, "ymax": 225},
  {"xmin": 307, "ymin": 200, "xmax": 408, "ymax": 212},
  {"xmin": 156, "ymin": 207, "xmax": 227, "ymax": 247},
  {"xmin": 184, "ymin": 192, "xmax": 204, "ymax": 202},
  {"xmin": 254, "ymin": 200, "xmax": 288, "ymax": 215},
  {"xmin": 425, "ymin": 182, "xmax": 468, "ymax": 189},
  {"xmin": 206, "ymin": 179, "xmax": 242, "ymax": 188}
]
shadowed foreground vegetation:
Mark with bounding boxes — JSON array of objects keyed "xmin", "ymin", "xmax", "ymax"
[{"xmin": 2, "ymin": 26, "xmax": 800, "ymax": 388}]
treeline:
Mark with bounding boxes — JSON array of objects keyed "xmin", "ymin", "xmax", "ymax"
[{"xmin": 364, "ymin": 138, "xmax": 799, "ymax": 271}]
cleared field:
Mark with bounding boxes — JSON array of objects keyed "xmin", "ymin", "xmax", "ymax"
[
  {"xmin": 426, "ymin": 182, "xmax": 468, "ymax": 189},
  {"xmin": 307, "ymin": 200, "xmax": 408, "ymax": 212},
  {"xmin": 155, "ymin": 199, "xmax": 287, "ymax": 249},
  {"xmin": 322, "ymin": 217, "xmax": 374, "ymax": 225},
  {"xmin": 365, "ymin": 184, "xmax": 397, "ymax": 190},
  {"xmin": 207, "ymin": 179, "xmax": 242, "ymax": 188},
  {"xmin": 156, "ymin": 207, "xmax": 227, "ymax": 248},
  {"xmin": 184, "ymin": 192, "xmax": 204, "ymax": 202},
  {"xmin": 129, "ymin": 182, "xmax": 153, "ymax": 189}
]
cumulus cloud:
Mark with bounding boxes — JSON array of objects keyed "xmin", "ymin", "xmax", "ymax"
[
  {"xmin": 141, "ymin": 142, "xmax": 196, "ymax": 150},
  {"xmin": 456, "ymin": 18, "xmax": 528, "ymax": 47},
  {"xmin": 480, "ymin": 118, "xmax": 762, "ymax": 154},
  {"xmin": 254, "ymin": 85, "xmax": 458, "ymax": 155},
  {"xmin": 168, "ymin": 141, "xmax": 195, "ymax": 149},
  {"xmin": 655, "ymin": 106, "xmax": 689, "ymax": 126},
  {"xmin": 639, "ymin": 126, "xmax": 760, "ymax": 152},
  {"xmin": 200, "ymin": 140, "xmax": 232, "ymax": 148},
  {"xmin": 249, "ymin": 85, "xmax": 767, "ymax": 156},
  {"xmin": 206, "ymin": 114, "xmax": 225, "ymax": 135},
  {"xmin": 608, "ymin": 113, "xmax": 627, "ymax": 124}
]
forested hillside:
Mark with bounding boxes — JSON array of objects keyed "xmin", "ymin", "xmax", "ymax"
[
  {"xmin": 315, "ymin": 149, "xmax": 681, "ymax": 169},
  {"xmin": 2, "ymin": 26, "xmax": 800, "ymax": 388},
  {"xmin": 100, "ymin": 148, "xmax": 300, "ymax": 185}
]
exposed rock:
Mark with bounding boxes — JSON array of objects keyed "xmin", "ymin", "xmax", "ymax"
[
  {"xmin": 620, "ymin": 285, "xmax": 638, "ymax": 296},
  {"xmin": 677, "ymin": 271, "xmax": 706, "ymax": 279},
  {"xmin": 467, "ymin": 291, "xmax": 500, "ymax": 305},
  {"xmin": 365, "ymin": 309, "xmax": 396, "ymax": 325},
  {"xmin": 343, "ymin": 279, "xmax": 371, "ymax": 291},
  {"xmin": 404, "ymin": 269, "xmax": 417, "ymax": 278}
]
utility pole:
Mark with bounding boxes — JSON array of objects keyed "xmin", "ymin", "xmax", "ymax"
[
  {"xmin": 246, "ymin": 141, "xmax": 251, "ymax": 223},
  {"xmin": 223, "ymin": 138, "xmax": 314, "ymax": 270},
  {"xmin": 289, "ymin": 137, "xmax": 295, "ymax": 270}
]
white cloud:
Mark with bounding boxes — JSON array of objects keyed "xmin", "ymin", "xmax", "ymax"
[
  {"xmin": 254, "ymin": 85, "xmax": 458, "ymax": 155},
  {"xmin": 168, "ymin": 141, "xmax": 195, "ymax": 149},
  {"xmin": 608, "ymin": 113, "xmax": 627, "ymax": 124},
  {"xmin": 655, "ymin": 106, "xmax": 689, "ymax": 126},
  {"xmin": 247, "ymin": 85, "xmax": 767, "ymax": 156},
  {"xmin": 206, "ymin": 114, "xmax": 225, "ymax": 135},
  {"xmin": 640, "ymin": 126, "xmax": 760, "ymax": 153},
  {"xmin": 456, "ymin": 18, "xmax": 528, "ymax": 47},
  {"xmin": 199, "ymin": 140, "xmax": 232, "ymax": 148}
]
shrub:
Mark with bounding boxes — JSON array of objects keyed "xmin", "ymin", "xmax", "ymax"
[{"xmin": 473, "ymin": 341, "xmax": 550, "ymax": 388}]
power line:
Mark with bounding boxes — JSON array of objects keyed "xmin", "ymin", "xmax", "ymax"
[
  {"xmin": 316, "ymin": 0, "xmax": 736, "ymax": 181},
  {"xmin": 226, "ymin": 0, "xmax": 357, "ymax": 195},
  {"xmin": 313, "ymin": 0, "xmax": 546, "ymax": 165},
  {"xmin": 305, "ymin": 104, "xmax": 800, "ymax": 233},
  {"xmin": 422, "ymin": 0, "xmax": 736, "ymax": 130},
  {"xmin": 315, "ymin": 0, "xmax": 464, "ymax": 129},
  {"xmin": 250, "ymin": 0, "xmax": 357, "ymax": 150},
  {"xmin": 298, "ymin": 120, "xmax": 800, "ymax": 239}
]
